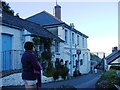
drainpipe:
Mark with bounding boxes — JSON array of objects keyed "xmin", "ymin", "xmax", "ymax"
[
  {"xmin": 70, "ymin": 25, "xmax": 73, "ymax": 76},
  {"xmin": 78, "ymin": 53, "xmax": 80, "ymax": 70}
]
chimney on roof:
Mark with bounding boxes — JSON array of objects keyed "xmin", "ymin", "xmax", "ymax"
[
  {"xmin": 54, "ymin": 1, "xmax": 61, "ymax": 20},
  {"xmin": 112, "ymin": 46, "xmax": 118, "ymax": 52},
  {"xmin": 70, "ymin": 23, "xmax": 75, "ymax": 29}
]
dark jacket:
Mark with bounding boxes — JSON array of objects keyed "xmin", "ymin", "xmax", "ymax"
[{"xmin": 21, "ymin": 51, "xmax": 40, "ymax": 80}]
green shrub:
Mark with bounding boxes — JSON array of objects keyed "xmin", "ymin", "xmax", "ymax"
[
  {"xmin": 53, "ymin": 66, "xmax": 69, "ymax": 80},
  {"xmin": 60, "ymin": 67, "xmax": 69, "ymax": 80},
  {"xmin": 53, "ymin": 70, "xmax": 59, "ymax": 80},
  {"xmin": 96, "ymin": 70, "xmax": 120, "ymax": 89},
  {"xmin": 43, "ymin": 69, "xmax": 54, "ymax": 77}
]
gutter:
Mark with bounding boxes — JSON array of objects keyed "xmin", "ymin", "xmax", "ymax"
[{"xmin": 1, "ymin": 22, "xmax": 22, "ymax": 30}]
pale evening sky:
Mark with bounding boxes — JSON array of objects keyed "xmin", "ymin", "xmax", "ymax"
[{"xmin": 5, "ymin": 0, "xmax": 118, "ymax": 56}]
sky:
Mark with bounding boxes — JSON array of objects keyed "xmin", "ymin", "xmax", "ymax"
[{"xmin": 5, "ymin": 0, "xmax": 119, "ymax": 56}]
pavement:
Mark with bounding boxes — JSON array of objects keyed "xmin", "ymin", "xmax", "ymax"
[
  {"xmin": 0, "ymin": 69, "xmax": 22, "ymax": 78},
  {"xmin": 1, "ymin": 70, "xmax": 103, "ymax": 90}
]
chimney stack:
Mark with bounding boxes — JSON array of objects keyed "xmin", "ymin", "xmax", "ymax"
[
  {"xmin": 55, "ymin": 3, "xmax": 61, "ymax": 20},
  {"xmin": 70, "ymin": 23, "xmax": 75, "ymax": 29},
  {"xmin": 112, "ymin": 46, "xmax": 118, "ymax": 52}
]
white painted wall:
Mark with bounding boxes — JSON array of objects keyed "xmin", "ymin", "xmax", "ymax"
[
  {"xmin": 0, "ymin": 25, "xmax": 2, "ymax": 71},
  {"xmin": 1, "ymin": 25, "xmax": 24, "ymax": 71},
  {"xmin": 58, "ymin": 27, "xmax": 64, "ymax": 40},
  {"xmin": 2, "ymin": 26, "xmax": 23, "ymax": 50},
  {"xmin": 24, "ymin": 29, "xmax": 32, "ymax": 42},
  {"xmin": 52, "ymin": 26, "xmax": 90, "ymax": 75}
]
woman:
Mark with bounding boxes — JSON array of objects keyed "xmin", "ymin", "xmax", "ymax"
[{"xmin": 21, "ymin": 41, "xmax": 41, "ymax": 90}]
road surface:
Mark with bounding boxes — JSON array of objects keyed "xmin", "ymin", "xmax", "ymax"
[{"xmin": 2, "ymin": 71, "xmax": 103, "ymax": 90}]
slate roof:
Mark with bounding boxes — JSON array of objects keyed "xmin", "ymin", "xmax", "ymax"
[
  {"xmin": 1, "ymin": 12, "xmax": 64, "ymax": 42},
  {"xmin": 27, "ymin": 11, "xmax": 88, "ymax": 38},
  {"xmin": 105, "ymin": 50, "xmax": 120, "ymax": 64},
  {"xmin": 26, "ymin": 11, "xmax": 64, "ymax": 26},
  {"xmin": 96, "ymin": 50, "xmax": 120, "ymax": 69}
]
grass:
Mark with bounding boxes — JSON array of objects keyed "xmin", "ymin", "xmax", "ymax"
[{"xmin": 96, "ymin": 70, "xmax": 120, "ymax": 89}]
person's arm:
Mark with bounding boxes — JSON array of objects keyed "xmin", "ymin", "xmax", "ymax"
[{"xmin": 38, "ymin": 62, "xmax": 42, "ymax": 70}]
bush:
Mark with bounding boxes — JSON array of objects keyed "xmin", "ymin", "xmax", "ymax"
[
  {"xmin": 53, "ymin": 70, "xmax": 59, "ymax": 80},
  {"xmin": 43, "ymin": 68, "xmax": 54, "ymax": 77},
  {"xmin": 73, "ymin": 69, "xmax": 81, "ymax": 77},
  {"xmin": 60, "ymin": 67, "xmax": 69, "ymax": 80},
  {"xmin": 96, "ymin": 70, "xmax": 120, "ymax": 89},
  {"xmin": 53, "ymin": 66, "xmax": 69, "ymax": 80}
]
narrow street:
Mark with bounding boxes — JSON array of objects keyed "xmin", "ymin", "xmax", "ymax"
[
  {"xmin": 2, "ymin": 70, "xmax": 103, "ymax": 90},
  {"xmin": 41, "ymin": 71, "xmax": 102, "ymax": 89}
]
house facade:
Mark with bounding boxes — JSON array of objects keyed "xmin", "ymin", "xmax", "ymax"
[
  {"xmin": 27, "ymin": 4, "xmax": 90, "ymax": 75},
  {"xmin": 45, "ymin": 24, "xmax": 90, "ymax": 75},
  {"xmin": 0, "ymin": 22, "xmax": 24, "ymax": 71},
  {"xmin": 0, "ymin": 12, "xmax": 63, "ymax": 72}
]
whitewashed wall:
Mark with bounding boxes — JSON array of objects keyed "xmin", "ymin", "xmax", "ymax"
[
  {"xmin": 24, "ymin": 29, "xmax": 32, "ymax": 42},
  {"xmin": 2, "ymin": 26, "xmax": 23, "ymax": 50},
  {"xmin": 57, "ymin": 26, "xmax": 90, "ymax": 75},
  {"xmin": 0, "ymin": 25, "xmax": 2, "ymax": 71},
  {"xmin": 1, "ymin": 25, "xmax": 24, "ymax": 70}
]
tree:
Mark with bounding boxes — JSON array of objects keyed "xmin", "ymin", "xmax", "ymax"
[
  {"xmin": 1, "ymin": 1, "xmax": 20, "ymax": 17},
  {"xmin": 1, "ymin": 1, "xmax": 14, "ymax": 15}
]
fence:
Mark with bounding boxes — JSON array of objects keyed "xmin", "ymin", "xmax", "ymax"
[{"xmin": 0, "ymin": 50, "xmax": 24, "ymax": 72}]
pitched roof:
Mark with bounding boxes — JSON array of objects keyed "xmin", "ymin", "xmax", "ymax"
[
  {"xmin": 27, "ymin": 11, "xmax": 88, "ymax": 38},
  {"xmin": 1, "ymin": 11, "xmax": 64, "ymax": 42},
  {"xmin": 105, "ymin": 50, "xmax": 120, "ymax": 64},
  {"xmin": 26, "ymin": 11, "xmax": 64, "ymax": 26}
]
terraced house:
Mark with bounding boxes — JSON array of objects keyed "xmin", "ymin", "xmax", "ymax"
[
  {"xmin": 27, "ymin": 4, "xmax": 90, "ymax": 75},
  {"xmin": 0, "ymin": 12, "xmax": 63, "ymax": 72}
]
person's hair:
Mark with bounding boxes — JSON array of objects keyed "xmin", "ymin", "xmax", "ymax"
[{"xmin": 24, "ymin": 41, "xmax": 34, "ymax": 50}]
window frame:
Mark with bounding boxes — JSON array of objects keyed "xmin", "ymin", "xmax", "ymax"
[
  {"xmin": 65, "ymin": 29, "xmax": 68, "ymax": 44},
  {"xmin": 55, "ymin": 41, "xmax": 59, "ymax": 53},
  {"xmin": 77, "ymin": 35, "xmax": 79, "ymax": 46},
  {"xmin": 72, "ymin": 32, "xmax": 74, "ymax": 45}
]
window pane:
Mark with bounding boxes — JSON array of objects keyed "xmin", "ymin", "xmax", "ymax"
[
  {"xmin": 65, "ymin": 30, "xmax": 68, "ymax": 43},
  {"xmin": 82, "ymin": 37, "xmax": 84, "ymax": 48},
  {"xmin": 77, "ymin": 35, "xmax": 79, "ymax": 45},
  {"xmin": 55, "ymin": 42, "xmax": 59, "ymax": 52},
  {"xmin": 72, "ymin": 33, "xmax": 74, "ymax": 45}
]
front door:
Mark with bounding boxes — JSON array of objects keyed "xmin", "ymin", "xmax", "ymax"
[{"xmin": 2, "ymin": 34, "xmax": 12, "ymax": 71}]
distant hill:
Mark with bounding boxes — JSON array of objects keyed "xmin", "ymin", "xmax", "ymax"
[{"xmin": 90, "ymin": 53, "xmax": 102, "ymax": 62}]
